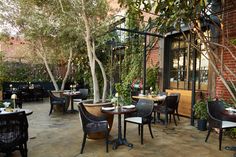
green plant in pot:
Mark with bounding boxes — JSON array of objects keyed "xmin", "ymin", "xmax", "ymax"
[{"xmin": 194, "ymin": 100, "xmax": 208, "ymax": 131}]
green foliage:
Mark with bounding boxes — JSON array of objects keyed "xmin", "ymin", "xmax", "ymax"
[
  {"xmin": 146, "ymin": 66, "xmax": 159, "ymax": 91},
  {"xmin": 225, "ymin": 128, "xmax": 236, "ymax": 139},
  {"xmin": 115, "ymin": 82, "xmax": 132, "ymax": 105},
  {"xmin": 3, "ymin": 62, "xmax": 50, "ymax": 82},
  {"xmin": 0, "ymin": 32, "xmax": 10, "ymax": 42},
  {"xmin": 74, "ymin": 54, "xmax": 90, "ymax": 85},
  {"xmin": 231, "ymin": 39, "xmax": 236, "ymax": 45},
  {"xmin": 118, "ymin": 0, "xmax": 211, "ymax": 34},
  {"xmin": 0, "ymin": 100, "xmax": 13, "ymax": 108},
  {"xmin": 0, "ymin": 102, "xmax": 4, "ymax": 108},
  {"xmin": 0, "ymin": 51, "xmax": 6, "ymax": 90},
  {"xmin": 227, "ymin": 81, "xmax": 236, "ymax": 104},
  {"xmin": 194, "ymin": 100, "xmax": 208, "ymax": 120}
]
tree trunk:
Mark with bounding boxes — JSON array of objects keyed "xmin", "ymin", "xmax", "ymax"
[
  {"xmin": 81, "ymin": 0, "xmax": 100, "ymax": 103},
  {"xmin": 92, "ymin": 41, "xmax": 107, "ymax": 102},
  {"xmin": 35, "ymin": 48, "xmax": 59, "ymax": 91},
  {"xmin": 42, "ymin": 57, "xmax": 59, "ymax": 91},
  {"xmin": 61, "ymin": 47, "xmax": 73, "ymax": 91}
]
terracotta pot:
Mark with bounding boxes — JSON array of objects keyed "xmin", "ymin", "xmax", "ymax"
[{"xmin": 82, "ymin": 99, "xmax": 114, "ymax": 139}]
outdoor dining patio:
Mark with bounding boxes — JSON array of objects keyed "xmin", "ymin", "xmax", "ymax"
[
  {"xmin": 0, "ymin": 99, "xmax": 235, "ymax": 157},
  {"xmin": 0, "ymin": 0, "xmax": 236, "ymax": 157}
]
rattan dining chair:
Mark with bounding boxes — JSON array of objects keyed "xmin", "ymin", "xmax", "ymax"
[
  {"xmin": 169, "ymin": 93, "xmax": 181, "ymax": 121},
  {"xmin": 124, "ymin": 99, "xmax": 154, "ymax": 144},
  {"xmin": 48, "ymin": 91, "xmax": 67, "ymax": 115},
  {"xmin": 155, "ymin": 95, "xmax": 178, "ymax": 126},
  {"xmin": 0, "ymin": 111, "xmax": 29, "ymax": 157},
  {"xmin": 205, "ymin": 100, "xmax": 236, "ymax": 150},
  {"xmin": 78, "ymin": 103, "xmax": 109, "ymax": 154},
  {"xmin": 73, "ymin": 88, "xmax": 89, "ymax": 104}
]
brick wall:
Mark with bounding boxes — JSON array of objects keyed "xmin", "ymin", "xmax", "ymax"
[
  {"xmin": 215, "ymin": 0, "xmax": 236, "ymax": 101},
  {"xmin": 146, "ymin": 43, "xmax": 159, "ymax": 67}
]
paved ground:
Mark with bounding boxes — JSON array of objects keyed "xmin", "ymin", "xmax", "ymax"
[{"xmin": 1, "ymin": 99, "xmax": 236, "ymax": 157}]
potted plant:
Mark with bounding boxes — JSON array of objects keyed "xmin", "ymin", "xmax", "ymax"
[{"xmin": 194, "ymin": 100, "xmax": 208, "ymax": 131}]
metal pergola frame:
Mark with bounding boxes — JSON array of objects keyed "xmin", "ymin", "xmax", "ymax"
[{"xmin": 112, "ymin": 27, "xmax": 164, "ymax": 95}]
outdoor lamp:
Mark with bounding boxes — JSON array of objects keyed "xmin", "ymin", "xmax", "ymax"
[{"xmin": 11, "ymin": 94, "xmax": 17, "ymax": 109}]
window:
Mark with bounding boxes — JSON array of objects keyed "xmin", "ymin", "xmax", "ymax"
[{"xmin": 169, "ymin": 33, "xmax": 208, "ymax": 90}]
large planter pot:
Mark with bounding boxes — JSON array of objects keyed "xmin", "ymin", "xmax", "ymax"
[
  {"xmin": 51, "ymin": 90, "xmax": 69, "ymax": 112},
  {"xmin": 197, "ymin": 119, "xmax": 207, "ymax": 131},
  {"xmin": 82, "ymin": 99, "xmax": 114, "ymax": 139}
]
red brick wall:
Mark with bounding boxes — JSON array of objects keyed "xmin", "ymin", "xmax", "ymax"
[
  {"xmin": 215, "ymin": 0, "xmax": 236, "ymax": 101},
  {"xmin": 147, "ymin": 42, "xmax": 159, "ymax": 67}
]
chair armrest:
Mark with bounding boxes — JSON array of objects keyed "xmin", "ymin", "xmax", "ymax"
[{"xmin": 86, "ymin": 112, "xmax": 107, "ymax": 122}]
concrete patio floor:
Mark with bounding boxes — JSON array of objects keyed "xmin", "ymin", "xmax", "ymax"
[{"xmin": 1, "ymin": 99, "xmax": 236, "ymax": 157}]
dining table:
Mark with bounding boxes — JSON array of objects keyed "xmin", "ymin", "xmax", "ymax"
[
  {"xmin": 101, "ymin": 106, "xmax": 136, "ymax": 150},
  {"xmin": 132, "ymin": 95, "xmax": 166, "ymax": 102},
  {"xmin": 0, "ymin": 108, "xmax": 33, "ymax": 116},
  {"xmin": 62, "ymin": 91, "xmax": 80, "ymax": 113},
  {"xmin": 222, "ymin": 108, "xmax": 236, "ymax": 151}
]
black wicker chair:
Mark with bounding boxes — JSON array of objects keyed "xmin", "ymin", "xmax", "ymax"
[
  {"xmin": 32, "ymin": 84, "xmax": 44, "ymax": 101},
  {"xmin": 18, "ymin": 85, "xmax": 30, "ymax": 101},
  {"xmin": 169, "ymin": 93, "xmax": 181, "ymax": 121},
  {"xmin": 205, "ymin": 101, "xmax": 236, "ymax": 150},
  {"xmin": 78, "ymin": 103, "xmax": 109, "ymax": 154},
  {"xmin": 73, "ymin": 88, "xmax": 89, "ymax": 103},
  {"xmin": 0, "ymin": 111, "xmax": 29, "ymax": 157},
  {"xmin": 155, "ymin": 95, "xmax": 178, "ymax": 126},
  {"xmin": 48, "ymin": 91, "xmax": 66, "ymax": 115},
  {"xmin": 124, "ymin": 99, "xmax": 154, "ymax": 144}
]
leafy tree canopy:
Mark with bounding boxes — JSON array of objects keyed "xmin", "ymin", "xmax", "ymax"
[{"xmin": 118, "ymin": 0, "xmax": 216, "ymax": 33}]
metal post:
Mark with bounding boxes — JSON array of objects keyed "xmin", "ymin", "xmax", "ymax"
[
  {"xmin": 191, "ymin": 36, "xmax": 197, "ymax": 126},
  {"xmin": 143, "ymin": 34, "xmax": 147, "ymax": 95}
]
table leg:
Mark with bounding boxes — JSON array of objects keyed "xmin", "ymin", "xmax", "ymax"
[
  {"xmin": 67, "ymin": 97, "xmax": 78, "ymax": 113},
  {"xmin": 111, "ymin": 114, "xmax": 133, "ymax": 150}
]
